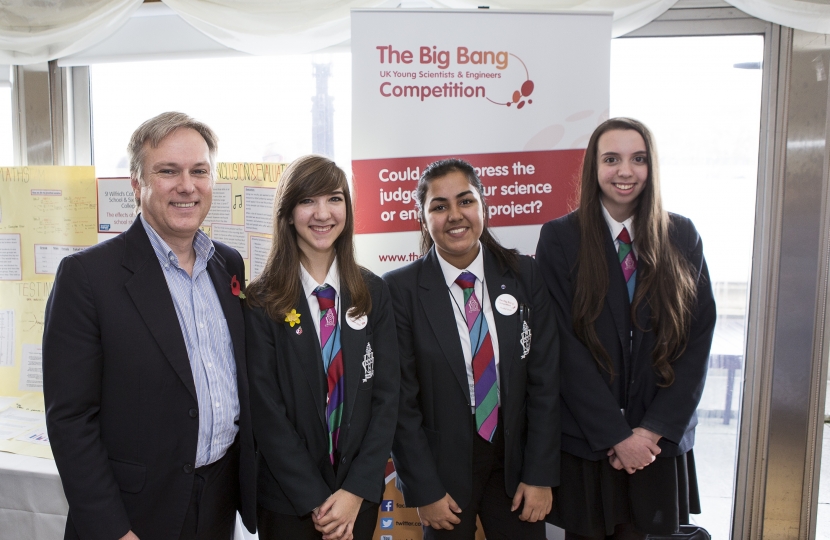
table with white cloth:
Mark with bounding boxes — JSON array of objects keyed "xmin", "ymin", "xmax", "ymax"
[{"xmin": 0, "ymin": 452, "xmax": 256, "ymax": 540}]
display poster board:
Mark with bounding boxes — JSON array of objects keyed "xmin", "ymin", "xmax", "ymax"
[
  {"xmin": 202, "ymin": 162, "xmax": 286, "ymax": 282},
  {"xmin": 352, "ymin": 9, "xmax": 611, "ymax": 538},
  {"xmin": 351, "ymin": 9, "xmax": 612, "ymax": 275},
  {"xmin": 96, "ymin": 162, "xmax": 286, "ymax": 282},
  {"xmin": 0, "ymin": 167, "xmax": 98, "ymax": 458},
  {"xmin": 0, "ymin": 167, "xmax": 97, "ymax": 398}
]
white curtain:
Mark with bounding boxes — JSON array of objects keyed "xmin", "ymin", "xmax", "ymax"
[
  {"xmin": 0, "ymin": 0, "xmax": 143, "ymax": 65},
  {"xmin": 160, "ymin": 0, "xmax": 394, "ymax": 56},
  {"xmin": 3, "ymin": 0, "xmax": 830, "ymax": 63},
  {"xmin": 727, "ymin": 0, "xmax": 830, "ymax": 35},
  {"xmin": 159, "ymin": 0, "xmax": 679, "ymax": 56}
]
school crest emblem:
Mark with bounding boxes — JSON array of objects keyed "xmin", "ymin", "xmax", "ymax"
[
  {"xmin": 520, "ymin": 320, "xmax": 532, "ymax": 359},
  {"xmin": 362, "ymin": 343, "xmax": 374, "ymax": 382}
]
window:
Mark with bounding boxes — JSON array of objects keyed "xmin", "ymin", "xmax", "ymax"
[
  {"xmin": 0, "ymin": 87, "xmax": 13, "ymax": 166},
  {"xmin": 90, "ymin": 54, "xmax": 352, "ymax": 175},
  {"xmin": 611, "ymin": 35, "xmax": 764, "ymax": 538}
]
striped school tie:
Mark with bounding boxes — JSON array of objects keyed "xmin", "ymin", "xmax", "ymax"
[
  {"xmin": 618, "ymin": 226, "xmax": 637, "ymax": 302},
  {"xmin": 455, "ymin": 272, "xmax": 498, "ymax": 442},
  {"xmin": 313, "ymin": 284, "xmax": 344, "ymax": 464}
]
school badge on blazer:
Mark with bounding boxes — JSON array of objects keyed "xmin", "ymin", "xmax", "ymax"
[
  {"xmin": 520, "ymin": 320, "xmax": 532, "ymax": 359},
  {"xmin": 363, "ymin": 343, "xmax": 374, "ymax": 382}
]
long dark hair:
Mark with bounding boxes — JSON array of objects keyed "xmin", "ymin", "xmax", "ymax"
[
  {"xmin": 415, "ymin": 158, "xmax": 518, "ymax": 274},
  {"xmin": 573, "ymin": 118, "xmax": 697, "ymax": 386},
  {"xmin": 246, "ymin": 155, "xmax": 371, "ymax": 320}
]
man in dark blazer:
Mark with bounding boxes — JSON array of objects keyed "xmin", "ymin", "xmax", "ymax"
[{"xmin": 43, "ymin": 112, "xmax": 255, "ymax": 540}]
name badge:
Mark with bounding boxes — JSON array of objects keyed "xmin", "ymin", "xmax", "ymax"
[
  {"xmin": 347, "ymin": 311, "xmax": 368, "ymax": 330},
  {"xmin": 495, "ymin": 294, "xmax": 518, "ymax": 316}
]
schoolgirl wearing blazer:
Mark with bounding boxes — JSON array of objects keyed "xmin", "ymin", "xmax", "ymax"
[
  {"xmin": 536, "ymin": 118, "xmax": 716, "ymax": 539},
  {"xmin": 245, "ymin": 155, "xmax": 399, "ymax": 540},
  {"xmin": 384, "ymin": 159, "xmax": 560, "ymax": 540}
]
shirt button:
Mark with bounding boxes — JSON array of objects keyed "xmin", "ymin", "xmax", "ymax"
[
  {"xmin": 199, "ymin": 323, "xmax": 204, "ymax": 329},
  {"xmin": 183, "ymin": 463, "xmax": 193, "ymax": 474},
  {"xmin": 189, "ymin": 408, "xmax": 198, "ymax": 418},
  {"xmin": 215, "ymin": 402, "xmax": 220, "ymax": 408},
  {"xmin": 207, "ymin": 362, "xmax": 213, "ymax": 368}
]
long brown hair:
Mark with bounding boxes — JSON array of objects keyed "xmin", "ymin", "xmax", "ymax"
[
  {"xmin": 416, "ymin": 158, "xmax": 519, "ymax": 274},
  {"xmin": 573, "ymin": 118, "xmax": 696, "ymax": 386},
  {"xmin": 246, "ymin": 155, "xmax": 371, "ymax": 320}
]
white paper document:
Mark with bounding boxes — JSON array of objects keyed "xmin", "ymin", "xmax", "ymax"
[
  {"xmin": 18, "ymin": 344, "xmax": 43, "ymax": 391},
  {"xmin": 0, "ymin": 408, "xmax": 44, "ymax": 440},
  {"xmin": 0, "ymin": 310, "xmax": 13, "ymax": 367},
  {"xmin": 243, "ymin": 187, "xmax": 276, "ymax": 234}
]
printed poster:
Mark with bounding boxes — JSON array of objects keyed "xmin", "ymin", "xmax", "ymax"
[
  {"xmin": 351, "ymin": 9, "xmax": 612, "ymax": 274},
  {"xmin": 0, "ymin": 167, "xmax": 97, "ymax": 399}
]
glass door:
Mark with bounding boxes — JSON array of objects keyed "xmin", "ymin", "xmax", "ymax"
[{"xmin": 610, "ymin": 34, "xmax": 764, "ymax": 539}]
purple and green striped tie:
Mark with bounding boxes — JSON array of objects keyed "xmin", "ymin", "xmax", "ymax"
[
  {"xmin": 455, "ymin": 272, "xmax": 499, "ymax": 442},
  {"xmin": 618, "ymin": 226, "xmax": 637, "ymax": 302},
  {"xmin": 313, "ymin": 284, "xmax": 344, "ymax": 464}
]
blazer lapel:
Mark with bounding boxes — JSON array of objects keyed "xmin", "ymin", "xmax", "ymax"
[
  {"xmin": 287, "ymin": 291, "xmax": 327, "ymax": 429},
  {"xmin": 122, "ymin": 219, "xmax": 197, "ymax": 401},
  {"xmin": 206, "ymin": 251, "xmax": 246, "ymax": 382},
  {"xmin": 339, "ymin": 286, "xmax": 366, "ymax": 427},
  {"xmin": 419, "ymin": 250, "xmax": 470, "ymax": 401},
  {"xmin": 483, "ymin": 250, "xmax": 517, "ymax": 399}
]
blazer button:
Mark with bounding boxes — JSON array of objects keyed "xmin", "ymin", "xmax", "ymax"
[
  {"xmin": 183, "ymin": 463, "xmax": 194, "ymax": 474},
  {"xmin": 341, "ymin": 457, "xmax": 347, "ymax": 464},
  {"xmin": 189, "ymin": 408, "xmax": 198, "ymax": 418}
]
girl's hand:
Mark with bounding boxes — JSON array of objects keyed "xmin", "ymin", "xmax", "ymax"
[
  {"xmin": 418, "ymin": 493, "xmax": 463, "ymax": 530},
  {"xmin": 608, "ymin": 433, "xmax": 661, "ymax": 474},
  {"xmin": 511, "ymin": 483, "xmax": 552, "ymax": 522},
  {"xmin": 312, "ymin": 489, "xmax": 363, "ymax": 540}
]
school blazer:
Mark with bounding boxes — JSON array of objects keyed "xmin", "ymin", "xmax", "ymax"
[
  {"xmin": 383, "ymin": 247, "xmax": 560, "ymax": 509},
  {"xmin": 536, "ymin": 211, "xmax": 716, "ymax": 461},
  {"xmin": 43, "ymin": 217, "xmax": 256, "ymax": 540},
  {"xmin": 245, "ymin": 270, "xmax": 399, "ymax": 516}
]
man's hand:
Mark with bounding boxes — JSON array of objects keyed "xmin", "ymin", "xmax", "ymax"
[
  {"xmin": 417, "ymin": 493, "xmax": 462, "ymax": 530},
  {"xmin": 608, "ymin": 432, "xmax": 661, "ymax": 474},
  {"xmin": 312, "ymin": 489, "xmax": 363, "ymax": 540},
  {"xmin": 119, "ymin": 532, "xmax": 139, "ymax": 540},
  {"xmin": 511, "ymin": 483, "xmax": 552, "ymax": 522}
]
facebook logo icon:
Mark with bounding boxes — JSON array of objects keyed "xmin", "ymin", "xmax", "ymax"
[
  {"xmin": 381, "ymin": 499, "xmax": 394, "ymax": 512},
  {"xmin": 380, "ymin": 517, "xmax": 394, "ymax": 529}
]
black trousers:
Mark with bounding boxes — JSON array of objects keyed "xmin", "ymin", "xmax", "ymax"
[
  {"xmin": 257, "ymin": 502, "xmax": 380, "ymax": 540},
  {"xmin": 179, "ymin": 439, "xmax": 241, "ymax": 540},
  {"xmin": 423, "ymin": 419, "xmax": 545, "ymax": 540}
]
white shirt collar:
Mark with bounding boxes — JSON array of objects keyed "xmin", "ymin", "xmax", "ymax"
[
  {"xmin": 600, "ymin": 199, "xmax": 635, "ymax": 243},
  {"xmin": 300, "ymin": 256, "xmax": 340, "ymax": 299},
  {"xmin": 436, "ymin": 242, "xmax": 487, "ymax": 288}
]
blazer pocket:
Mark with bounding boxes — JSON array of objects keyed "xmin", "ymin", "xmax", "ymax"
[{"xmin": 108, "ymin": 458, "xmax": 146, "ymax": 494}]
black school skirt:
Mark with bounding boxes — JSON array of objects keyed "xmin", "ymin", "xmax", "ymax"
[{"xmin": 547, "ymin": 449, "xmax": 701, "ymax": 537}]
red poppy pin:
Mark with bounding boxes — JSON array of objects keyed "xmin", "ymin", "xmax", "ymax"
[{"xmin": 231, "ymin": 275, "xmax": 246, "ymax": 299}]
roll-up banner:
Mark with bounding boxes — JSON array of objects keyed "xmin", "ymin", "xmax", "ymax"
[{"xmin": 352, "ymin": 9, "xmax": 612, "ymax": 274}]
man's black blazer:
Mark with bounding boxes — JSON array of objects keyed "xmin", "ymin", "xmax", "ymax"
[
  {"xmin": 383, "ymin": 247, "xmax": 560, "ymax": 509},
  {"xmin": 536, "ymin": 211, "xmax": 716, "ymax": 461},
  {"xmin": 244, "ymin": 270, "xmax": 399, "ymax": 516},
  {"xmin": 43, "ymin": 217, "xmax": 256, "ymax": 540}
]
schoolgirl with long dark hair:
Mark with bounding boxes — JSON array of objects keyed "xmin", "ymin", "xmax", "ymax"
[
  {"xmin": 245, "ymin": 155, "xmax": 399, "ymax": 540},
  {"xmin": 537, "ymin": 118, "xmax": 716, "ymax": 539},
  {"xmin": 384, "ymin": 158, "xmax": 560, "ymax": 540}
]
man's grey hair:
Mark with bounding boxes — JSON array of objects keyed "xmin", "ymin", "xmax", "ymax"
[{"xmin": 128, "ymin": 112, "xmax": 219, "ymax": 208}]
